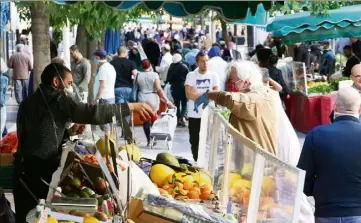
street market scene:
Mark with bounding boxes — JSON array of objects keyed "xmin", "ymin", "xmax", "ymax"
[{"xmin": 1, "ymin": 1, "xmax": 361, "ymax": 223}]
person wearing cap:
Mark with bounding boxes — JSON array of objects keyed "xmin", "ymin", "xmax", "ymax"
[
  {"xmin": 137, "ymin": 59, "xmax": 174, "ymax": 146},
  {"xmin": 207, "ymin": 46, "xmax": 228, "ymax": 91},
  {"xmin": 12, "ymin": 62, "xmax": 153, "ymax": 223},
  {"xmin": 185, "ymin": 51, "xmax": 220, "ymax": 161},
  {"xmin": 70, "ymin": 45, "xmax": 91, "ymax": 103},
  {"xmin": 128, "ymin": 40, "xmax": 142, "ymax": 67},
  {"xmin": 166, "ymin": 53, "xmax": 189, "ymax": 127},
  {"xmin": 93, "ymin": 49, "xmax": 116, "ymax": 136},
  {"xmin": 8, "ymin": 44, "xmax": 33, "ymax": 104},
  {"xmin": 156, "ymin": 44, "xmax": 173, "ymax": 81},
  {"xmin": 319, "ymin": 40, "xmax": 335, "ymax": 77}
]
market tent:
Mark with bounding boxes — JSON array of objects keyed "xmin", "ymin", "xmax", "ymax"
[
  {"xmin": 266, "ymin": 5, "xmax": 361, "ymax": 44},
  {"xmin": 54, "ymin": 1, "xmax": 277, "ymax": 22},
  {"xmin": 104, "ymin": 28, "xmax": 121, "ymax": 55},
  {"xmin": 231, "ymin": 4, "xmax": 268, "ymax": 26}
]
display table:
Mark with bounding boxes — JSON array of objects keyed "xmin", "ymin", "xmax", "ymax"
[{"xmin": 285, "ymin": 92, "xmax": 336, "ymax": 133}]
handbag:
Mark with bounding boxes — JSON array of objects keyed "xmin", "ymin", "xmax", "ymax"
[{"xmin": 131, "ymin": 73, "xmax": 139, "ymax": 102}]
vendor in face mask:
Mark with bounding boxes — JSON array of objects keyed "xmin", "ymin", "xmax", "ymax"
[{"xmin": 12, "ymin": 62, "xmax": 154, "ymax": 223}]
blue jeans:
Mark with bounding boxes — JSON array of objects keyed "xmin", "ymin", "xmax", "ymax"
[
  {"xmin": 99, "ymin": 98, "xmax": 115, "ymax": 132},
  {"xmin": 14, "ymin": 79, "xmax": 29, "ymax": 104},
  {"xmin": 316, "ymin": 216, "xmax": 361, "ymax": 223},
  {"xmin": 115, "ymin": 87, "xmax": 132, "ymax": 123}
]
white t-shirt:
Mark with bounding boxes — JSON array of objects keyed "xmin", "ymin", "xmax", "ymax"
[
  {"xmin": 207, "ymin": 56, "xmax": 228, "ymax": 91},
  {"xmin": 94, "ymin": 62, "xmax": 116, "ymax": 99},
  {"xmin": 185, "ymin": 69, "xmax": 220, "ymax": 118}
]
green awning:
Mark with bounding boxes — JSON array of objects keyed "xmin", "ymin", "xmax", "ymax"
[
  {"xmin": 55, "ymin": 1, "xmax": 278, "ymax": 22},
  {"xmin": 266, "ymin": 5, "xmax": 361, "ymax": 44}
]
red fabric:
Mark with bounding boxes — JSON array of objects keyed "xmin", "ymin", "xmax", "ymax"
[
  {"xmin": 0, "ymin": 132, "xmax": 18, "ymax": 153},
  {"xmin": 320, "ymin": 94, "xmax": 336, "ymax": 125},
  {"xmin": 287, "ymin": 93, "xmax": 322, "ymax": 133}
]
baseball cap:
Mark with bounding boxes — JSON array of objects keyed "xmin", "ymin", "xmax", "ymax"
[
  {"xmin": 93, "ymin": 49, "xmax": 107, "ymax": 58},
  {"xmin": 319, "ymin": 40, "xmax": 330, "ymax": 45}
]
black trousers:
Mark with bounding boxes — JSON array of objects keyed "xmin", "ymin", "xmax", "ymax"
[
  {"xmin": 171, "ymin": 86, "xmax": 187, "ymax": 119},
  {"xmin": 188, "ymin": 118, "xmax": 201, "ymax": 161},
  {"xmin": 13, "ymin": 158, "xmax": 58, "ymax": 223}
]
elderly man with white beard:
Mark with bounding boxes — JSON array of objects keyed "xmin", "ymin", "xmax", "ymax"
[{"xmin": 194, "ymin": 60, "xmax": 314, "ymax": 223}]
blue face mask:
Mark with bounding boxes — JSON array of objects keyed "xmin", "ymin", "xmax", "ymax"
[{"xmin": 93, "ymin": 58, "xmax": 99, "ymax": 65}]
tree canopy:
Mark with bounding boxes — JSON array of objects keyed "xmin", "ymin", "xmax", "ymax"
[{"xmin": 16, "ymin": 1, "xmax": 148, "ymax": 41}]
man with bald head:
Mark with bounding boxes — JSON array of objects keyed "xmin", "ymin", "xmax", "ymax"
[
  {"xmin": 351, "ymin": 64, "xmax": 361, "ymax": 94},
  {"xmin": 298, "ymin": 86, "xmax": 361, "ymax": 223}
]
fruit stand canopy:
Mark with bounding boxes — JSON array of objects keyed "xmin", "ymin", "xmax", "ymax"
[
  {"xmin": 266, "ymin": 5, "xmax": 361, "ymax": 44},
  {"xmin": 54, "ymin": 1, "xmax": 276, "ymax": 23}
]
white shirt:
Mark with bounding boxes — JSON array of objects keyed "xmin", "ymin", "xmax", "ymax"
[
  {"xmin": 94, "ymin": 62, "xmax": 116, "ymax": 99},
  {"xmin": 156, "ymin": 52, "xmax": 172, "ymax": 81},
  {"xmin": 185, "ymin": 69, "xmax": 220, "ymax": 118},
  {"xmin": 207, "ymin": 56, "xmax": 228, "ymax": 91}
]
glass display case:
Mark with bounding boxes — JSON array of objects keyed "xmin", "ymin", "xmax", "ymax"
[
  {"xmin": 291, "ymin": 61, "xmax": 308, "ymax": 95},
  {"xmin": 198, "ymin": 107, "xmax": 305, "ymax": 223}
]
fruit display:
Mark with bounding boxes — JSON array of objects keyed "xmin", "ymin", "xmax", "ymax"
[
  {"xmin": 147, "ymin": 152, "xmax": 214, "ymax": 201},
  {"xmin": 118, "ymin": 144, "xmax": 141, "ymax": 162}
]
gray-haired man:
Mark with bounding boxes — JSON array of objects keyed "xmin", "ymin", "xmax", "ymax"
[{"xmin": 70, "ymin": 45, "xmax": 91, "ymax": 103}]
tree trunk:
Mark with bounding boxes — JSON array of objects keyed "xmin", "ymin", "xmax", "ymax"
[
  {"xmin": 76, "ymin": 25, "xmax": 87, "ymax": 56},
  {"xmin": 233, "ymin": 24, "xmax": 237, "ymax": 36},
  {"xmin": 220, "ymin": 19, "xmax": 228, "ymax": 42},
  {"xmin": 30, "ymin": 1, "xmax": 50, "ymax": 91},
  {"xmin": 99, "ymin": 30, "xmax": 106, "ymax": 50},
  {"xmin": 86, "ymin": 39, "xmax": 98, "ymax": 103}
]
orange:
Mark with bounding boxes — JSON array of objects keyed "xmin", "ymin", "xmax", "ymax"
[
  {"xmin": 162, "ymin": 184, "xmax": 170, "ymax": 190},
  {"xmin": 200, "ymin": 189, "xmax": 211, "ymax": 200},
  {"xmin": 190, "ymin": 187, "xmax": 201, "ymax": 194},
  {"xmin": 187, "ymin": 191, "xmax": 200, "ymax": 199},
  {"xmin": 158, "ymin": 188, "xmax": 169, "ymax": 196},
  {"xmin": 175, "ymin": 182, "xmax": 184, "ymax": 190},
  {"xmin": 183, "ymin": 180, "xmax": 193, "ymax": 190},
  {"xmin": 200, "ymin": 185, "xmax": 211, "ymax": 194}
]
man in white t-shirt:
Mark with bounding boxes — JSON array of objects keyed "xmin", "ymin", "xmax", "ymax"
[
  {"xmin": 93, "ymin": 49, "xmax": 116, "ymax": 136},
  {"xmin": 185, "ymin": 51, "xmax": 220, "ymax": 161}
]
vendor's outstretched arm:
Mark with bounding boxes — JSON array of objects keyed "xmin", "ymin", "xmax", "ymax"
[
  {"xmin": 207, "ymin": 91, "xmax": 257, "ymax": 121},
  {"xmin": 60, "ymin": 94, "xmax": 153, "ymax": 125}
]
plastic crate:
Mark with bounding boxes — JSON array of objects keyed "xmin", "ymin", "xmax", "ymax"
[{"xmin": 0, "ymin": 166, "xmax": 14, "ymax": 189}]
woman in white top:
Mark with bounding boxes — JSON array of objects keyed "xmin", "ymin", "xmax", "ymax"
[{"xmin": 137, "ymin": 59, "xmax": 174, "ymax": 146}]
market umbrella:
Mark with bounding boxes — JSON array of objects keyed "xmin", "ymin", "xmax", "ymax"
[
  {"xmin": 266, "ymin": 5, "xmax": 361, "ymax": 44},
  {"xmin": 54, "ymin": 1, "xmax": 279, "ymax": 22},
  {"xmin": 230, "ymin": 4, "xmax": 268, "ymax": 26}
]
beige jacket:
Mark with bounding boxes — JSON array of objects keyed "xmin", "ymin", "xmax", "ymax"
[{"xmin": 215, "ymin": 88, "xmax": 278, "ymax": 155}]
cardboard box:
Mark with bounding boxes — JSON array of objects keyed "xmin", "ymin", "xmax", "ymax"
[
  {"xmin": 0, "ymin": 153, "xmax": 14, "ymax": 166},
  {"xmin": 128, "ymin": 198, "xmax": 176, "ymax": 223}
]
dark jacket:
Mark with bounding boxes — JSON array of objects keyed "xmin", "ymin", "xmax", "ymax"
[
  {"xmin": 14, "ymin": 84, "xmax": 130, "ymax": 163},
  {"xmin": 343, "ymin": 55, "xmax": 360, "ymax": 77},
  {"xmin": 298, "ymin": 115, "xmax": 361, "ymax": 217},
  {"xmin": 144, "ymin": 41, "xmax": 161, "ymax": 68},
  {"xmin": 166, "ymin": 62, "xmax": 189, "ymax": 87},
  {"xmin": 319, "ymin": 49, "xmax": 335, "ymax": 76},
  {"xmin": 268, "ymin": 65, "xmax": 290, "ymax": 98}
]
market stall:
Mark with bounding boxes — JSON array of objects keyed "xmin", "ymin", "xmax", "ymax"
[
  {"xmin": 19, "ymin": 103, "xmax": 305, "ymax": 223},
  {"xmin": 276, "ymin": 58, "xmax": 348, "ymax": 132}
]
